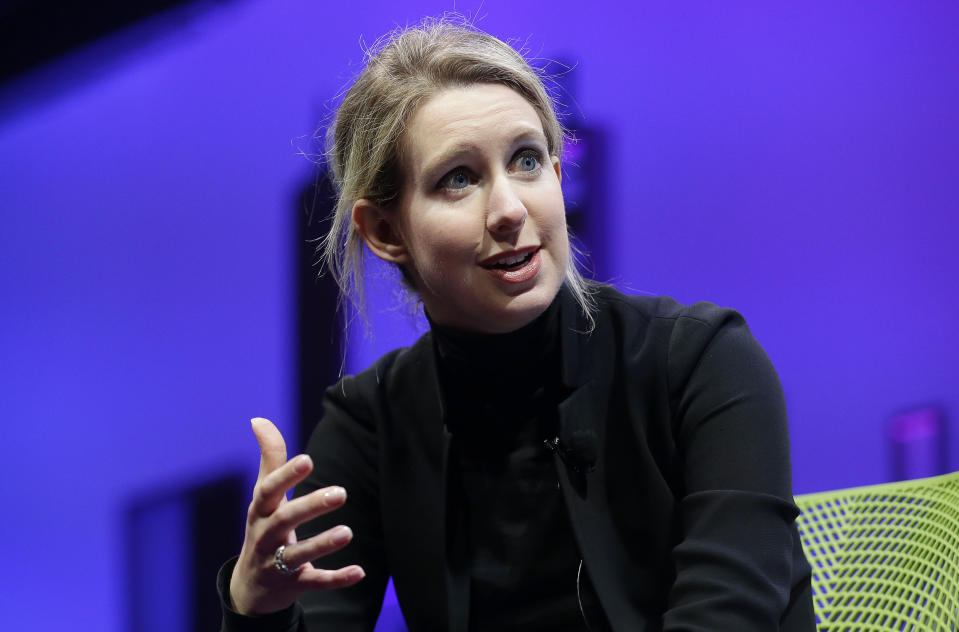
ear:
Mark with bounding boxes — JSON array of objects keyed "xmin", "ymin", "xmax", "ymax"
[
  {"xmin": 551, "ymin": 156, "xmax": 562, "ymax": 184},
  {"xmin": 352, "ymin": 199, "xmax": 410, "ymax": 264}
]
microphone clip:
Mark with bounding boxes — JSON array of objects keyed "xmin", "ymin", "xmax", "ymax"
[{"xmin": 544, "ymin": 435, "xmax": 597, "ymax": 474}]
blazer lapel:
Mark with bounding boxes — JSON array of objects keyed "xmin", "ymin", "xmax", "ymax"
[
  {"xmin": 554, "ymin": 293, "xmax": 653, "ymax": 632},
  {"xmin": 381, "ymin": 333, "xmax": 469, "ymax": 631}
]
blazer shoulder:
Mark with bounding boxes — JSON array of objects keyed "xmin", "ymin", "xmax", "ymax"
[
  {"xmin": 326, "ymin": 332, "xmax": 435, "ymax": 418},
  {"xmin": 590, "ymin": 287, "xmax": 759, "ymax": 381},
  {"xmin": 594, "ymin": 285, "xmax": 745, "ymax": 331}
]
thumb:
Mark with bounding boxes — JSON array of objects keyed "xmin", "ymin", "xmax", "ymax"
[{"xmin": 251, "ymin": 417, "xmax": 288, "ymax": 482}]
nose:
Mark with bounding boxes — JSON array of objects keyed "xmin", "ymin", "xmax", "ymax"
[{"xmin": 486, "ymin": 177, "xmax": 527, "ymax": 236}]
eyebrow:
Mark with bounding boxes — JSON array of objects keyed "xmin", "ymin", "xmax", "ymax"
[
  {"xmin": 421, "ymin": 143, "xmax": 481, "ymax": 181},
  {"xmin": 419, "ymin": 126, "xmax": 547, "ymax": 182}
]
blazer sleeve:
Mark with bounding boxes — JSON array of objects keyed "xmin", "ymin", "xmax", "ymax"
[
  {"xmin": 218, "ymin": 371, "xmax": 390, "ymax": 632},
  {"xmin": 294, "ymin": 372, "xmax": 390, "ymax": 630},
  {"xmin": 661, "ymin": 304, "xmax": 808, "ymax": 630}
]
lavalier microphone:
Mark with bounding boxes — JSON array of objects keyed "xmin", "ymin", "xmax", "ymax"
[{"xmin": 544, "ymin": 429, "xmax": 598, "ymax": 473}]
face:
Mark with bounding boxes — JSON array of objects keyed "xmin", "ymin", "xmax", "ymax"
[{"xmin": 391, "ymin": 83, "xmax": 569, "ymax": 334}]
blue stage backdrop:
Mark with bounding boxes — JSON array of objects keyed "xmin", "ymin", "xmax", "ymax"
[{"xmin": 1, "ymin": 1, "xmax": 957, "ymax": 630}]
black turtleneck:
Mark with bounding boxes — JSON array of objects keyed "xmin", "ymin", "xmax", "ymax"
[
  {"xmin": 428, "ymin": 291, "xmax": 606, "ymax": 631},
  {"xmin": 429, "ymin": 292, "xmax": 562, "ymax": 445}
]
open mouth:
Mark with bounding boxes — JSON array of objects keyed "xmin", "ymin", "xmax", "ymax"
[
  {"xmin": 488, "ymin": 250, "xmax": 536, "ymax": 270},
  {"xmin": 480, "ymin": 247, "xmax": 542, "ymax": 284},
  {"xmin": 481, "ymin": 247, "xmax": 539, "ymax": 271}
]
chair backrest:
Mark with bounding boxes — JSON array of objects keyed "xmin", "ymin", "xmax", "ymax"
[{"xmin": 794, "ymin": 470, "xmax": 959, "ymax": 630}]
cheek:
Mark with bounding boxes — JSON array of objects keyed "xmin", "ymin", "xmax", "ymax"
[
  {"xmin": 553, "ymin": 226, "xmax": 571, "ymax": 272},
  {"xmin": 540, "ymin": 188, "xmax": 570, "ymax": 271},
  {"xmin": 406, "ymin": 213, "xmax": 479, "ymax": 272},
  {"xmin": 535, "ymin": 187, "xmax": 569, "ymax": 239}
]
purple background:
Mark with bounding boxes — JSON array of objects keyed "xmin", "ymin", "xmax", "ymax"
[{"xmin": 1, "ymin": 1, "xmax": 956, "ymax": 629}]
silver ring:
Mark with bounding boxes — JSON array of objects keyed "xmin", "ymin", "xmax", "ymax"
[{"xmin": 274, "ymin": 543, "xmax": 301, "ymax": 575}]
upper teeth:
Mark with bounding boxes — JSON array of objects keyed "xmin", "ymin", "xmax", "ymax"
[{"xmin": 499, "ymin": 253, "xmax": 529, "ymax": 266}]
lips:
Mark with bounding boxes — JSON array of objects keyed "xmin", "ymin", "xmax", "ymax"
[
  {"xmin": 480, "ymin": 247, "xmax": 542, "ymax": 284},
  {"xmin": 479, "ymin": 246, "xmax": 540, "ymax": 270},
  {"xmin": 488, "ymin": 250, "xmax": 534, "ymax": 270}
]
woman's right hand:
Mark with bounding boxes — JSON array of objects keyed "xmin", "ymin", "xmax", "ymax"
[{"xmin": 229, "ymin": 417, "xmax": 366, "ymax": 616}]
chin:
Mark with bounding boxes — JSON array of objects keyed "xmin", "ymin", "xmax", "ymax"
[
  {"xmin": 488, "ymin": 283, "xmax": 561, "ymax": 332},
  {"xmin": 423, "ymin": 267, "xmax": 565, "ymax": 334}
]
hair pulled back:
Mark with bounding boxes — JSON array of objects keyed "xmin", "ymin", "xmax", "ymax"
[{"xmin": 322, "ymin": 17, "xmax": 596, "ymax": 327}]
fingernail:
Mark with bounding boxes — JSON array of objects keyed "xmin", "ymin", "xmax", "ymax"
[
  {"xmin": 348, "ymin": 566, "xmax": 365, "ymax": 581},
  {"xmin": 293, "ymin": 455, "xmax": 311, "ymax": 473},
  {"xmin": 331, "ymin": 526, "xmax": 352, "ymax": 545},
  {"xmin": 324, "ymin": 486, "xmax": 346, "ymax": 502}
]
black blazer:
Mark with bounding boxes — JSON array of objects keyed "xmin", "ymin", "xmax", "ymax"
[{"xmin": 221, "ymin": 286, "xmax": 815, "ymax": 631}]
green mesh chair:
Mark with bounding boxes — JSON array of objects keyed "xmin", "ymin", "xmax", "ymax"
[{"xmin": 794, "ymin": 470, "xmax": 959, "ymax": 631}]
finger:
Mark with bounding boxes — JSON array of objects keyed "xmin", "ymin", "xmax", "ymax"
[
  {"xmin": 266, "ymin": 485, "xmax": 347, "ymax": 537},
  {"xmin": 251, "ymin": 454, "xmax": 318, "ymax": 519},
  {"xmin": 298, "ymin": 565, "xmax": 366, "ymax": 591},
  {"xmin": 278, "ymin": 525, "xmax": 353, "ymax": 569},
  {"xmin": 252, "ymin": 417, "xmax": 287, "ymax": 482}
]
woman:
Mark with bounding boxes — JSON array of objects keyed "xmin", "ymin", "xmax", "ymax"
[{"xmin": 219, "ymin": 18, "xmax": 815, "ymax": 631}]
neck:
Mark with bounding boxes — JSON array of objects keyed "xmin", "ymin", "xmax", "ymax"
[{"xmin": 428, "ymin": 290, "xmax": 562, "ymax": 397}]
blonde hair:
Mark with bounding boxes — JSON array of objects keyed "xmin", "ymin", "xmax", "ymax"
[{"xmin": 321, "ymin": 17, "xmax": 597, "ymax": 329}]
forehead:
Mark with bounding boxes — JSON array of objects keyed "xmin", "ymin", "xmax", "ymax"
[{"xmin": 402, "ymin": 84, "xmax": 545, "ymax": 175}]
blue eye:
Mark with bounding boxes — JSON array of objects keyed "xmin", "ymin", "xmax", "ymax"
[
  {"xmin": 439, "ymin": 169, "xmax": 471, "ymax": 190},
  {"xmin": 513, "ymin": 150, "xmax": 542, "ymax": 173}
]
